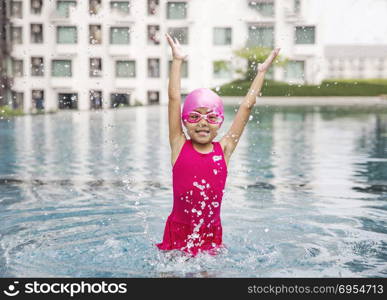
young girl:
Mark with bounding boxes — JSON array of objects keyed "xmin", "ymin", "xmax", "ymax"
[{"xmin": 156, "ymin": 33, "xmax": 280, "ymax": 257}]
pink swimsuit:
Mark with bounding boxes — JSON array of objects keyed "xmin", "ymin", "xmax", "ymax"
[{"xmin": 156, "ymin": 139, "xmax": 228, "ymax": 256}]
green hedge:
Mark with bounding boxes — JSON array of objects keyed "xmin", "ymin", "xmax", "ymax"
[
  {"xmin": 0, "ymin": 106, "xmax": 25, "ymax": 117},
  {"xmin": 214, "ymin": 79, "xmax": 387, "ymax": 97}
]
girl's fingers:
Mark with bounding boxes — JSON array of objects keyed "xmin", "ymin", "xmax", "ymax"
[
  {"xmin": 166, "ymin": 33, "xmax": 183, "ymax": 49},
  {"xmin": 165, "ymin": 34, "xmax": 172, "ymax": 45},
  {"xmin": 165, "ymin": 33, "xmax": 170, "ymax": 40},
  {"xmin": 165, "ymin": 33, "xmax": 176, "ymax": 47},
  {"xmin": 269, "ymin": 50, "xmax": 277, "ymax": 59},
  {"xmin": 166, "ymin": 33, "xmax": 173, "ymax": 42},
  {"xmin": 173, "ymin": 37, "xmax": 182, "ymax": 47},
  {"xmin": 265, "ymin": 48, "xmax": 280, "ymax": 64},
  {"xmin": 257, "ymin": 48, "xmax": 281, "ymax": 71},
  {"xmin": 271, "ymin": 48, "xmax": 280, "ymax": 59}
]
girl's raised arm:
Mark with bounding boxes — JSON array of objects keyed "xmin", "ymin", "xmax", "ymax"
[
  {"xmin": 166, "ymin": 33, "xmax": 188, "ymax": 149},
  {"xmin": 220, "ymin": 48, "xmax": 280, "ymax": 157}
]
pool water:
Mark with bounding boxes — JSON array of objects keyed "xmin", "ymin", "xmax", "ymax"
[{"xmin": 0, "ymin": 105, "xmax": 386, "ymax": 277}]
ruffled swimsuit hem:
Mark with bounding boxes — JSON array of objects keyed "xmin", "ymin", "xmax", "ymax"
[{"xmin": 156, "ymin": 215, "xmax": 224, "ymax": 257}]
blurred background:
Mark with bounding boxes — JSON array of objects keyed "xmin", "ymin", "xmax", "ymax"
[{"xmin": 1, "ymin": 0, "xmax": 387, "ymax": 116}]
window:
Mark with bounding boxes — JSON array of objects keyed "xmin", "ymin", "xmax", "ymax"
[
  {"xmin": 31, "ymin": 57, "xmax": 44, "ymax": 76},
  {"xmin": 11, "ymin": 26, "xmax": 23, "ymax": 44},
  {"xmin": 148, "ymin": 25, "xmax": 160, "ymax": 45},
  {"xmin": 6, "ymin": 58, "xmax": 13, "ymax": 77},
  {"xmin": 11, "ymin": 92, "xmax": 24, "ymax": 110},
  {"xmin": 111, "ymin": 93, "xmax": 130, "ymax": 108},
  {"xmin": 248, "ymin": 0, "xmax": 274, "ymax": 17},
  {"xmin": 116, "ymin": 60, "xmax": 136, "ymax": 77},
  {"xmin": 378, "ymin": 58, "xmax": 385, "ymax": 78},
  {"xmin": 168, "ymin": 60, "xmax": 188, "ymax": 78},
  {"xmin": 213, "ymin": 60, "xmax": 232, "ymax": 79},
  {"xmin": 56, "ymin": 1, "xmax": 76, "ymax": 17},
  {"xmin": 58, "ymin": 93, "xmax": 78, "ymax": 109},
  {"xmin": 57, "ymin": 26, "xmax": 77, "ymax": 43},
  {"xmin": 329, "ymin": 59, "xmax": 335, "ymax": 72},
  {"xmin": 11, "ymin": 1, "xmax": 23, "ymax": 18},
  {"xmin": 167, "ymin": 2, "xmax": 187, "ymax": 19},
  {"xmin": 90, "ymin": 58, "xmax": 102, "ymax": 77},
  {"xmin": 285, "ymin": 60, "xmax": 304, "ymax": 81},
  {"xmin": 31, "ymin": 24, "xmax": 43, "ymax": 43},
  {"xmin": 12, "ymin": 59, "xmax": 23, "ymax": 77},
  {"xmin": 213, "ymin": 28, "xmax": 232, "ymax": 45},
  {"xmin": 52, "ymin": 60, "xmax": 72, "ymax": 77},
  {"xmin": 377, "ymin": 58, "xmax": 384, "ymax": 71},
  {"xmin": 89, "ymin": 25, "xmax": 102, "ymax": 44},
  {"xmin": 89, "ymin": 0, "xmax": 101, "ymax": 14},
  {"xmin": 110, "ymin": 1, "xmax": 130, "ymax": 15},
  {"xmin": 294, "ymin": 0, "xmax": 301, "ymax": 14},
  {"xmin": 148, "ymin": 0, "xmax": 159, "ymax": 15},
  {"xmin": 181, "ymin": 93, "xmax": 188, "ymax": 101},
  {"xmin": 295, "ymin": 26, "xmax": 315, "ymax": 44},
  {"xmin": 265, "ymin": 66, "xmax": 274, "ymax": 80},
  {"xmin": 358, "ymin": 58, "xmax": 364, "ymax": 70},
  {"xmin": 90, "ymin": 90, "xmax": 103, "ymax": 109},
  {"xmin": 110, "ymin": 27, "xmax": 130, "ymax": 44},
  {"xmin": 338, "ymin": 59, "xmax": 344, "ymax": 72},
  {"xmin": 148, "ymin": 58, "xmax": 160, "ymax": 77},
  {"xmin": 31, "ymin": 0, "xmax": 43, "ymax": 14},
  {"xmin": 167, "ymin": 27, "xmax": 188, "ymax": 44},
  {"xmin": 352, "ymin": 58, "xmax": 359, "ymax": 70},
  {"xmin": 32, "ymin": 90, "xmax": 44, "ymax": 110},
  {"xmin": 148, "ymin": 91, "xmax": 159, "ymax": 105},
  {"xmin": 247, "ymin": 25, "xmax": 274, "ymax": 48}
]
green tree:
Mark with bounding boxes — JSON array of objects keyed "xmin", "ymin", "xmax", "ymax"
[{"xmin": 233, "ymin": 46, "xmax": 287, "ymax": 80}]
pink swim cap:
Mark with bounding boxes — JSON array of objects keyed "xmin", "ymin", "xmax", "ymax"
[{"xmin": 182, "ymin": 88, "xmax": 224, "ymax": 126}]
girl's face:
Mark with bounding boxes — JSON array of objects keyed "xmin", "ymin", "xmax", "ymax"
[{"xmin": 183, "ymin": 107, "xmax": 221, "ymax": 144}]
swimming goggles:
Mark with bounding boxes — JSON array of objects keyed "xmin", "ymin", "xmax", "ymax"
[{"xmin": 184, "ymin": 111, "xmax": 223, "ymax": 124}]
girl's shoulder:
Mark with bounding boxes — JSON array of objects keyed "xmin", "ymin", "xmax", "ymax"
[
  {"xmin": 171, "ymin": 135, "xmax": 187, "ymax": 167},
  {"xmin": 218, "ymin": 138, "xmax": 230, "ymax": 168},
  {"xmin": 218, "ymin": 138, "xmax": 227, "ymax": 153}
]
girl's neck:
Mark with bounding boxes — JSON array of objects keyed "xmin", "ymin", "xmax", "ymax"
[{"xmin": 191, "ymin": 140, "xmax": 214, "ymax": 154}]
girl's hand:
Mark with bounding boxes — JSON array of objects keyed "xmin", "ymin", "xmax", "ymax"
[
  {"xmin": 165, "ymin": 33, "xmax": 188, "ymax": 61},
  {"xmin": 257, "ymin": 48, "xmax": 281, "ymax": 73}
]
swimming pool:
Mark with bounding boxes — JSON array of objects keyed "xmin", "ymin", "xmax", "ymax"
[{"xmin": 0, "ymin": 104, "xmax": 386, "ymax": 277}]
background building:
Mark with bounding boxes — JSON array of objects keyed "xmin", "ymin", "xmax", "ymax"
[
  {"xmin": 0, "ymin": 0, "xmax": 12, "ymax": 108},
  {"xmin": 324, "ymin": 45, "xmax": 387, "ymax": 80},
  {"xmin": 1, "ymin": 0, "xmax": 386, "ymax": 114}
]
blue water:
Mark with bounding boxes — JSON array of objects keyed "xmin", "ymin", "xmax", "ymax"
[{"xmin": 0, "ymin": 105, "xmax": 386, "ymax": 277}]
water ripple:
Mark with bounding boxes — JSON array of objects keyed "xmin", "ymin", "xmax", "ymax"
[{"xmin": 1, "ymin": 106, "xmax": 387, "ymax": 277}]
